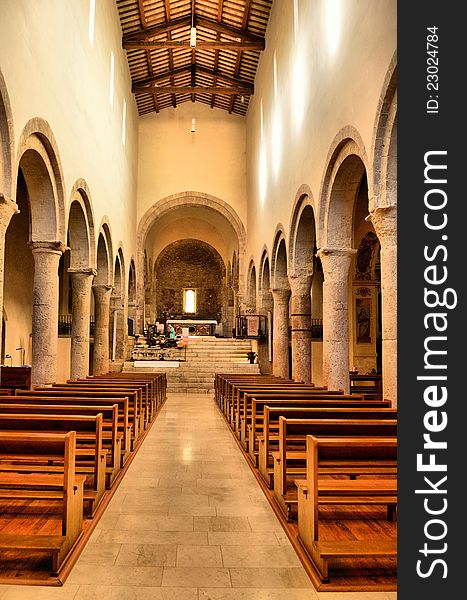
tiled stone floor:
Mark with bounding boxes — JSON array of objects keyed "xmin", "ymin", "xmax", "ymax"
[{"xmin": 0, "ymin": 393, "xmax": 397, "ymax": 600}]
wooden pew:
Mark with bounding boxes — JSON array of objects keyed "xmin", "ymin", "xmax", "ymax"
[
  {"xmin": 272, "ymin": 417, "xmax": 397, "ymax": 518},
  {"xmin": 296, "ymin": 435, "xmax": 397, "ymax": 583},
  {"xmin": 219, "ymin": 376, "xmax": 285, "ymax": 417},
  {"xmin": 228, "ymin": 383, "xmax": 336, "ymax": 429},
  {"xmin": 214, "ymin": 374, "xmax": 285, "ymax": 412},
  {"xmin": 16, "ymin": 390, "xmax": 133, "ymax": 456},
  {"xmin": 0, "ymin": 431, "xmax": 85, "ymax": 575},
  {"xmin": 236, "ymin": 387, "xmax": 348, "ymax": 438},
  {"xmin": 247, "ymin": 396, "xmax": 392, "ymax": 460},
  {"xmin": 0, "ymin": 414, "xmax": 106, "ymax": 516},
  {"xmin": 65, "ymin": 381, "xmax": 149, "ymax": 430},
  {"xmin": 0, "ymin": 401, "xmax": 121, "ymax": 487},
  {"xmin": 257, "ymin": 405, "xmax": 396, "ymax": 481},
  {"xmin": 89, "ymin": 372, "xmax": 167, "ymax": 412},
  {"xmin": 214, "ymin": 374, "xmax": 283, "ymax": 408},
  {"xmin": 349, "ymin": 373, "xmax": 382, "ymax": 399}
]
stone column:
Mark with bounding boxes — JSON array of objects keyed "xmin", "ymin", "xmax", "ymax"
[
  {"xmin": 68, "ymin": 268, "xmax": 96, "ymax": 380},
  {"xmin": 0, "ymin": 195, "xmax": 19, "ymax": 348},
  {"xmin": 317, "ymin": 248, "xmax": 356, "ymax": 393},
  {"xmin": 92, "ymin": 283, "xmax": 113, "ymax": 375},
  {"xmin": 289, "ymin": 274, "xmax": 313, "ymax": 384},
  {"xmin": 367, "ymin": 206, "xmax": 397, "ymax": 406},
  {"xmin": 29, "ymin": 241, "xmax": 67, "ymax": 386},
  {"xmin": 271, "ymin": 288, "xmax": 291, "ymax": 379}
]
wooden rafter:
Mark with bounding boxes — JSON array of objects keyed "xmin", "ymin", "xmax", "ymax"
[
  {"xmin": 122, "ymin": 15, "xmax": 191, "ymax": 43},
  {"xmin": 211, "ymin": 0, "xmax": 224, "ymax": 109},
  {"xmin": 133, "ymin": 86, "xmax": 253, "ymax": 96},
  {"xmin": 123, "ymin": 40, "xmax": 264, "ymax": 50},
  {"xmin": 116, "ymin": 0, "xmax": 273, "ymax": 117},
  {"xmin": 164, "ymin": 0, "xmax": 176, "ymax": 108},
  {"xmin": 195, "ymin": 17, "xmax": 264, "ymax": 44},
  {"xmin": 121, "ymin": 15, "xmax": 263, "ymax": 45},
  {"xmin": 229, "ymin": 0, "xmax": 253, "ymax": 114},
  {"xmin": 132, "ymin": 66, "xmax": 253, "ymax": 92},
  {"xmin": 136, "ymin": 0, "xmax": 159, "ymax": 113}
]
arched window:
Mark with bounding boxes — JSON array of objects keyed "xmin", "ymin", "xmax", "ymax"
[{"xmin": 184, "ymin": 289, "xmax": 196, "ymax": 314}]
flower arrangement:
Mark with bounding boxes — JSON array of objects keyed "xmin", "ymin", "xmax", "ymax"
[{"xmin": 246, "ymin": 351, "xmax": 257, "ymax": 364}]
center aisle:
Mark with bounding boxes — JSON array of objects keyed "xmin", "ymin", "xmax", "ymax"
[{"xmin": 0, "ymin": 393, "xmax": 395, "ymax": 600}]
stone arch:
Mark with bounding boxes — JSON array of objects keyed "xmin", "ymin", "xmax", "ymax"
[
  {"xmin": 128, "ymin": 258, "xmax": 136, "ymax": 303},
  {"xmin": 246, "ymin": 259, "xmax": 257, "ymax": 313},
  {"xmin": 67, "ymin": 179, "xmax": 96, "ymax": 270},
  {"xmin": 318, "ymin": 126, "xmax": 370, "ymax": 250},
  {"xmin": 95, "ymin": 221, "xmax": 113, "ymax": 286},
  {"xmin": 113, "ymin": 247, "xmax": 124, "ymax": 299},
  {"xmin": 16, "ymin": 118, "xmax": 66, "ymax": 243},
  {"xmin": 0, "ymin": 67, "xmax": 14, "ymax": 198},
  {"xmin": 259, "ymin": 247, "xmax": 273, "ymax": 316},
  {"xmin": 136, "ymin": 192, "xmax": 246, "ymax": 330},
  {"xmin": 371, "ymin": 53, "xmax": 397, "ymax": 211},
  {"xmin": 259, "ymin": 247, "xmax": 271, "ymax": 294},
  {"xmin": 271, "ymin": 226, "xmax": 289, "ymax": 290},
  {"xmin": 288, "ymin": 187, "xmax": 317, "ymax": 278}
]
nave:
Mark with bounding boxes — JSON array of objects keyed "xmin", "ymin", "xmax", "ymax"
[{"xmin": 1, "ymin": 393, "xmax": 396, "ymax": 600}]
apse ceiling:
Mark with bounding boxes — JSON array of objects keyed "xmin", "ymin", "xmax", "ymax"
[{"xmin": 116, "ymin": 0, "xmax": 273, "ymax": 116}]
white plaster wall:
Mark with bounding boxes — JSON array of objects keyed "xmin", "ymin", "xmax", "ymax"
[
  {"xmin": 0, "ymin": 0, "xmax": 139, "ymax": 277},
  {"xmin": 137, "ymin": 102, "xmax": 247, "ymax": 226},
  {"xmin": 246, "ymin": 0, "xmax": 397, "ymax": 264}
]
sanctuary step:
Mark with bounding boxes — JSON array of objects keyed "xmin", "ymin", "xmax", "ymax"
[{"xmin": 122, "ymin": 337, "xmax": 261, "ymax": 393}]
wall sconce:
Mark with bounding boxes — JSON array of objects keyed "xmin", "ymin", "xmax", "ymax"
[
  {"xmin": 191, "ymin": 118, "xmax": 196, "ymax": 133},
  {"xmin": 190, "ymin": 26, "xmax": 197, "ymax": 47}
]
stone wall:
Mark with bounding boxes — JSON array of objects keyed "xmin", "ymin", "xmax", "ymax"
[{"xmin": 154, "ymin": 239, "xmax": 226, "ymax": 322}]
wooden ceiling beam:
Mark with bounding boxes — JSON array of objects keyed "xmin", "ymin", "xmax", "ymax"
[
  {"xmin": 211, "ymin": 0, "xmax": 224, "ymax": 109},
  {"xmin": 122, "ymin": 15, "xmax": 191, "ymax": 43},
  {"xmin": 229, "ymin": 0, "xmax": 253, "ymax": 113},
  {"xmin": 164, "ymin": 1, "xmax": 176, "ymax": 108},
  {"xmin": 195, "ymin": 17, "xmax": 264, "ymax": 44},
  {"xmin": 133, "ymin": 86, "xmax": 253, "ymax": 96},
  {"xmin": 132, "ymin": 65, "xmax": 253, "ymax": 92},
  {"xmin": 136, "ymin": 0, "xmax": 159, "ymax": 113},
  {"xmin": 124, "ymin": 40, "xmax": 264, "ymax": 50}
]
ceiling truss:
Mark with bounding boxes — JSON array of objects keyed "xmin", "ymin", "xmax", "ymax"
[{"xmin": 116, "ymin": 0, "xmax": 273, "ymax": 116}]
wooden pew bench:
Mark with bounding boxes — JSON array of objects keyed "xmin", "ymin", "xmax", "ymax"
[
  {"xmin": 257, "ymin": 405, "xmax": 397, "ymax": 485},
  {"xmin": 0, "ymin": 413, "xmax": 106, "ymax": 516},
  {"xmin": 0, "ymin": 431, "xmax": 85, "ymax": 575},
  {"xmin": 89, "ymin": 372, "xmax": 167, "ymax": 413},
  {"xmin": 0, "ymin": 401, "xmax": 121, "ymax": 487},
  {"xmin": 15, "ymin": 391, "xmax": 132, "ymax": 458},
  {"xmin": 296, "ymin": 435, "xmax": 397, "ymax": 583},
  {"xmin": 214, "ymin": 374, "xmax": 283, "ymax": 410},
  {"xmin": 63, "ymin": 381, "xmax": 148, "ymax": 433},
  {"xmin": 243, "ymin": 392, "xmax": 383, "ymax": 453},
  {"xmin": 221, "ymin": 376, "xmax": 285, "ymax": 418},
  {"xmin": 25, "ymin": 388, "xmax": 136, "ymax": 452},
  {"xmin": 272, "ymin": 417, "xmax": 397, "ymax": 519},
  {"xmin": 236, "ymin": 387, "xmax": 349, "ymax": 441},
  {"xmin": 229, "ymin": 383, "xmax": 329, "ymax": 428}
]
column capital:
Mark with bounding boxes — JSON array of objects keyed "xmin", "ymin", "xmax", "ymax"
[
  {"xmin": 271, "ymin": 287, "xmax": 291, "ymax": 303},
  {"xmin": 0, "ymin": 194, "xmax": 20, "ymax": 232},
  {"xmin": 366, "ymin": 205, "xmax": 397, "ymax": 242},
  {"xmin": 316, "ymin": 247, "xmax": 356, "ymax": 278},
  {"xmin": 92, "ymin": 283, "xmax": 113, "ymax": 292},
  {"xmin": 288, "ymin": 273, "xmax": 313, "ymax": 297},
  {"xmin": 28, "ymin": 240, "xmax": 68, "ymax": 255},
  {"xmin": 68, "ymin": 267, "xmax": 97, "ymax": 277}
]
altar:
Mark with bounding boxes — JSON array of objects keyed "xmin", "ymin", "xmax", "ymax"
[{"xmin": 167, "ymin": 319, "xmax": 217, "ymax": 337}]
